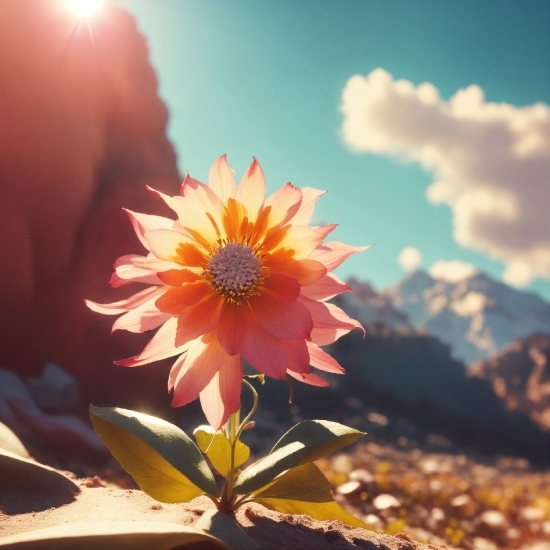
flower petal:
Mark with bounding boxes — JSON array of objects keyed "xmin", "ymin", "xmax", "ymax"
[
  {"xmin": 110, "ymin": 254, "xmax": 164, "ymax": 287},
  {"xmin": 112, "ymin": 289, "xmax": 170, "ymax": 333},
  {"xmin": 155, "ymin": 282, "xmax": 211, "ymax": 315},
  {"xmin": 116, "ymin": 317, "xmax": 190, "ymax": 367},
  {"xmin": 287, "ymin": 370, "xmax": 329, "ymax": 387},
  {"xmin": 145, "ymin": 229, "xmax": 207, "ymax": 266},
  {"xmin": 199, "ymin": 354, "xmax": 243, "ymax": 429},
  {"xmin": 262, "ymin": 226, "xmax": 324, "ymax": 261},
  {"xmin": 146, "ymin": 185, "xmax": 182, "ymax": 212},
  {"xmin": 85, "ymin": 286, "xmax": 160, "ymax": 315},
  {"xmin": 300, "ymin": 296, "xmax": 364, "ymax": 346},
  {"xmin": 171, "ymin": 332, "xmax": 223, "ymax": 408},
  {"xmin": 157, "ymin": 269, "xmax": 201, "ymax": 287},
  {"xmin": 208, "ymin": 154, "xmax": 235, "ymax": 202},
  {"xmin": 262, "ymin": 272, "xmax": 301, "ymax": 302},
  {"xmin": 264, "ymin": 183, "xmax": 302, "ymax": 228},
  {"xmin": 179, "ymin": 174, "xmax": 224, "ymax": 243},
  {"xmin": 234, "ymin": 158, "xmax": 266, "ymax": 222},
  {"xmin": 307, "ymin": 342, "xmax": 345, "ymax": 374},
  {"xmin": 124, "ymin": 209, "xmax": 176, "ymax": 252},
  {"xmin": 250, "ymin": 293, "xmax": 312, "ymax": 340},
  {"xmin": 274, "ymin": 259, "xmax": 327, "ymax": 286},
  {"xmin": 168, "ymin": 353, "xmax": 186, "ymax": 392},
  {"xmin": 217, "ymin": 302, "xmax": 249, "ymax": 356},
  {"xmin": 241, "ymin": 318, "xmax": 287, "ymax": 379},
  {"xmin": 290, "ymin": 187, "xmax": 326, "ymax": 226},
  {"xmin": 283, "ymin": 339, "xmax": 310, "ymax": 374},
  {"xmin": 310, "ymin": 242, "xmax": 372, "ymax": 272},
  {"xmin": 312, "ymin": 223, "xmax": 338, "ymax": 239},
  {"xmin": 175, "ymin": 293, "xmax": 224, "ymax": 347},
  {"xmin": 300, "ymin": 273, "xmax": 351, "ymax": 301}
]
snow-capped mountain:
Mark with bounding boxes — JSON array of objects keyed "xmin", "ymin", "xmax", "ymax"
[{"xmin": 385, "ymin": 270, "xmax": 550, "ymax": 365}]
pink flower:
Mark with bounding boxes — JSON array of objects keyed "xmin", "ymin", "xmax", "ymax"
[{"xmin": 87, "ymin": 156, "xmax": 367, "ymax": 429}]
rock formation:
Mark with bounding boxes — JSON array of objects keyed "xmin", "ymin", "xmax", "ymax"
[
  {"xmin": 0, "ymin": 0, "xmax": 180, "ymax": 409},
  {"xmin": 470, "ymin": 333, "xmax": 550, "ymax": 432}
]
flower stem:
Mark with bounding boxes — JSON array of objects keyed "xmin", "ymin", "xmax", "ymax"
[{"xmin": 218, "ymin": 378, "xmax": 259, "ymax": 513}]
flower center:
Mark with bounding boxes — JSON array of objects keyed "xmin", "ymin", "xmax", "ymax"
[{"xmin": 205, "ymin": 243, "xmax": 263, "ymax": 304}]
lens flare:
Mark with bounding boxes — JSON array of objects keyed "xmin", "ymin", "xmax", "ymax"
[{"xmin": 64, "ymin": 0, "xmax": 104, "ymax": 18}]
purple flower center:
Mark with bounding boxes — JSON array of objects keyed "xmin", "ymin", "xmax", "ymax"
[{"xmin": 206, "ymin": 243, "xmax": 263, "ymax": 303}]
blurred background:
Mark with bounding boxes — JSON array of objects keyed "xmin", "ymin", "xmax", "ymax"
[{"xmin": 0, "ymin": 1, "xmax": 549, "ymax": 548}]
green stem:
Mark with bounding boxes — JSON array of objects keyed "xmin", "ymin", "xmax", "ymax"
[{"xmin": 218, "ymin": 378, "xmax": 259, "ymax": 513}]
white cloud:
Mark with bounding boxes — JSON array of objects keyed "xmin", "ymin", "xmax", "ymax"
[
  {"xmin": 341, "ymin": 68, "xmax": 550, "ymax": 286},
  {"xmin": 429, "ymin": 260, "xmax": 478, "ymax": 283},
  {"xmin": 398, "ymin": 246, "xmax": 422, "ymax": 272}
]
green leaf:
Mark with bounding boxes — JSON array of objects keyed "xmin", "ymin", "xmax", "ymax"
[
  {"xmin": 0, "ymin": 521, "xmax": 230, "ymax": 549},
  {"xmin": 194, "ymin": 509, "xmax": 261, "ymax": 550},
  {"xmin": 232, "ymin": 420, "xmax": 364, "ymax": 495},
  {"xmin": 0, "ymin": 448, "xmax": 80, "ymax": 513},
  {"xmin": 193, "ymin": 425, "xmax": 250, "ymax": 477},
  {"xmin": 90, "ymin": 405, "xmax": 219, "ymax": 501},
  {"xmin": 0, "ymin": 422, "xmax": 29, "ymax": 458},
  {"xmin": 251, "ymin": 463, "xmax": 332, "ymax": 502},
  {"xmin": 256, "ymin": 499, "xmax": 375, "ymax": 531}
]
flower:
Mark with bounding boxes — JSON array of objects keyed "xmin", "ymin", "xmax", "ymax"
[{"xmin": 87, "ymin": 156, "xmax": 367, "ymax": 429}]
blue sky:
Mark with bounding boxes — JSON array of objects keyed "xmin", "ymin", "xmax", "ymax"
[{"xmin": 118, "ymin": 0, "xmax": 550, "ymax": 299}]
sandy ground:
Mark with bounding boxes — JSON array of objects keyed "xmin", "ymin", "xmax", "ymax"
[{"xmin": 0, "ymin": 480, "xmax": 448, "ymax": 550}]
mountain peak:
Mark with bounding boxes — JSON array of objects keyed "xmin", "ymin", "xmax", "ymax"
[{"xmin": 385, "ymin": 269, "xmax": 550, "ymax": 365}]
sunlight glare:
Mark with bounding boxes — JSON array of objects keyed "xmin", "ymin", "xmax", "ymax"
[{"xmin": 64, "ymin": 0, "xmax": 104, "ymax": 18}]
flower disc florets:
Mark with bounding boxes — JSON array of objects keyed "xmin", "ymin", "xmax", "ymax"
[{"xmin": 205, "ymin": 242, "xmax": 264, "ymax": 304}]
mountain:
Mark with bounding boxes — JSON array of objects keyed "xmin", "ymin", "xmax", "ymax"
[
  {"xmin": 325, "ymin": 330, "xmax": 550, "ymax": 464},
  {"xmin": 470, "ymin": 333, "xmax": 550, "ymax": 432},
  {"xmin": 385, "ymin": 270, "xmax": 550, "ymax": 365},
  {"xmin": 337, "ymin": 278, "xmax": 415, "ymax": 334}
]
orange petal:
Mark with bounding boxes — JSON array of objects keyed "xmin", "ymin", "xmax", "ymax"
[
  {"xmin": 116, "ymin": 317, "xmax": 190, "ymax": 367},
  {"xmin": 274, "ymin": 259, "xmax": 327, "ymax": 286},
  {"xmin": 144, "ymin": 229, "xmax": 204, "ymax": 265},
  {"xmin": 179, "ymin": 174, "xmax": 224, "ymax": 242},
  {"xmin": 300, "ymin": 296, "xmax": 364, "ymax": 346},
  {"xmin": 307, "ymin": 342, "xmax": 345, "ymax": 374},
  {"xmin": 250, "ymin": 293, "xmax": 312, "ymax": 340},
  {"xmin": 110, "ymin": 254, "xmax": 164, "ymax": 287},
  {"xmin": 287, "ymin": 370, "xmax": 329, "ymax": 387},
  {"xmin": 234, "ymin": 158, "xmax": 266, "ymax": 223},
  {"xmin": 300, "ymin": 273, "xmax": 350, "ymax": 301},
  {"xmin": 85, "ymin": 286, "xmax": 161, "ymax": 315},
  {"xmin": 222, "ymin": 198, "xmax": 247, "ymax": 241},
  {"xmin": 312, "ymin": 223, "xmax": 338, "ymax": 239},
  {"xmin": 217, "ymin": 302, "xmax": 249, "ymax": 356},
  {"xmin": 208, "ymin": 154, "xmax": 235, "ymax": 202},
  {"xmin": 112, "ymin": 288, "xmax": 170, "ymax": 333},
  {"xmin": 157, "ymin": 269, "xmax": 201, "ymax": 287},
  {"xmin": 175, "ymin": 293, "xmax": 223, "ymax": 347},
  {"xmin": 155, "ymin": 282, "xmax": 211, "ymax": 315},
  {"xmin": 264, "ymin": 183, "xmax": 302, "ymax": 229},
  {"xmin": 310, "ymin": 241, "xmax": 372, "ymax": 272},
  {"xmin": 171, "ymin": 332, "xmax": 223, "ymax": 408},
  {"xmin": 124, "ymin": 209, "xmax": 176, "ymax": 252},
  {"xmin": 289, "ymin": 187, "xmax": 326, "ymax": 225},
  {"xmin": 241, "ymin": 317, "xmax": 287, "ymax": 379},
  {"xmin": 263, "ymin": 226, "xmax": 324, "ymax": 261},
  {"xmin": 262, "ymin": 272, "xmax": 301, "ymax": 302},
  {"xmin": 283, "ymin": 340, "xmax": 310, "ymax": 374},
  {"xmin": 199, "ymin": 354, "xmax": 243, "ymax": 429}
]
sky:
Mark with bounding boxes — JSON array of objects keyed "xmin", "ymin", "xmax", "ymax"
[{"xmin": 117, "ymin": 0, "xmax": 550, "ymax": 299}]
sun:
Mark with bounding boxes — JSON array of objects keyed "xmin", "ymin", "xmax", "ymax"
[{"xmin": 64, "ymin": 0, "xmax": 104, "ymax": 18}]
